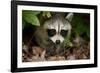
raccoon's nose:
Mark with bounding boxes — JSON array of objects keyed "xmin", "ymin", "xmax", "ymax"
[{"xmin": 56, "ymin": 40, "xmax": 60, "ymax": 44}]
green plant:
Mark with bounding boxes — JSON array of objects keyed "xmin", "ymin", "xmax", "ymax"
[
  {"xmin": 42, "ymin": 11, "xmax": 52, "ymax": 18},
  {"xmin": 22, "ymin": 10, "xmax": 41, "ymax": 28},
  {"xmin": 72, "ymin": 14, "xmax": 90, "ymax": 40}
]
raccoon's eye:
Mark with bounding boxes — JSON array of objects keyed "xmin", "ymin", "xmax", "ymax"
[
  {"xmin": 60, "ymin": 30, "xmax": 68, "ymax": 37},
  {"xmin": 47, "ymin": 29, "xmax": 56, "ymax": 37}
]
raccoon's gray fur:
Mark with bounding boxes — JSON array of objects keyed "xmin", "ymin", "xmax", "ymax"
[
  {"xmin": 34, "ymin": 27, "xmax": 56, "ymax": 56},
  {"xmin": 23, "ymin": 13, "xmax": 74, "ymax": 56},
  {"xmin": 33, "ymin": 13, "xmax": 73, "ymax": 56}
]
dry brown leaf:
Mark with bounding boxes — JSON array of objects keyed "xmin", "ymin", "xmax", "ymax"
[{"xmin": 48, "ymin": 55, "xmax": 65, "ymax": 61}]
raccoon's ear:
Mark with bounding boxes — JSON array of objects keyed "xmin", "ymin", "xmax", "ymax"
[{"xmin": 66, "ymin": 13, "xmax": 74, "ymax": 22}]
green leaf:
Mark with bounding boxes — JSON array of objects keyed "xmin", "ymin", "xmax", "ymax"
[
  {"xmin": 47, "ymin": 12, "xmax": 51, "ymax": 18},
  {"xmin": 62, "ymin": 36, "xmax": 71, "ymax": 48},
  {"xmin": 72, "ymin": 14, "xmax": 90, "ymax": 39},
  {"xmin": 23, "ymin": 10, "xmax": 40, "ymax": 15},
  {"xmin": 22, "ymin": 10, "xmax": 40, "ymax": 26},
  {"xmin": 42, "ymin": 12, "xmax": 51, "ymax": 18}
]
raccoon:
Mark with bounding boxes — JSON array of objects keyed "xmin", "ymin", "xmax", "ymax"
[
  {"xmin": 23, "ymin": 12, "xmax": 73, "ymax": 57},
  {"xmin": 43, "ymin": 12, "xmax": 73, "ymax": 55}
]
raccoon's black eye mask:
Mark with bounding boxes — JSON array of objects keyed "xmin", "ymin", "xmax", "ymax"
[
  {"xmin": 47, "ymin": 29, "xmax": 68, "ymax": 37},
  {"xmin": 47, "ymin": 29, "xmax": 56, "ymax": 37},
  {"xmin": 60, "ymin": 30, "xmax": 68, "ymax": 37}
]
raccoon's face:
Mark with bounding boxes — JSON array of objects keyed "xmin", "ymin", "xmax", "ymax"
[{"xmin": 44, "ymin": 13, "xmax": 73, "ymax": 45}]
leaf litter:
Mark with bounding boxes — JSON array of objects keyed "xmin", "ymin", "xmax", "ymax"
[{"xmin": 22, "ymin": 37, "xmax": 90, "ymax": 62}]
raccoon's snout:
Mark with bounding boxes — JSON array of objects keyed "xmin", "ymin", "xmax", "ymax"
[
  {"xmin": 50, "ymin": 34, "xmax": 64, "ymax": 44},
  {"xmin": 56, "ymin": 40, "xmax": 60, "ymax": 44}
]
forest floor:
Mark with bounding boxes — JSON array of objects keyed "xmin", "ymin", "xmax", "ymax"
[{"xmin": 22, "ymin": 37, "xmax": 90, "ymax": 62}]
